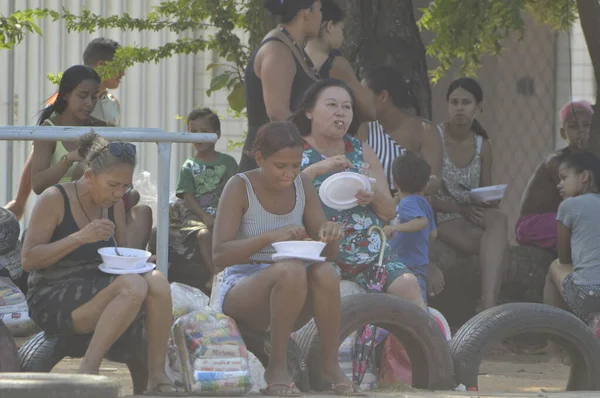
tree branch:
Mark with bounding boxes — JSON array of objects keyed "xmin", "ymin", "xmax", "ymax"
[{"xmin": 575, "ymin": 0, "xmax": 600, "ymax": 155}]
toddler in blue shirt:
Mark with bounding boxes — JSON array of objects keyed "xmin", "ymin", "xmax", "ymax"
[{"xmin": 384, "ymin": 150, "xmax": 437, "ymax": 305}]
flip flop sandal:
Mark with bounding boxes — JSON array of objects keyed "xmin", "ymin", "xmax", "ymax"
[
  {"xmin": 260, "ymin": 382, "xmax": 303, "ymax": 396},
  {"xmin": 327, "ymin": 383, "xmax": 367, "ymax": 396},
  {"xmin": 142, "ymin": 382, "xmax": 188, "ymax": 396}
]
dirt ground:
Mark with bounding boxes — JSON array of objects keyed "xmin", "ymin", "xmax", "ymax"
[{"xmin": 14, "ymin": 337, "xmax": 569, "ymax": 397}]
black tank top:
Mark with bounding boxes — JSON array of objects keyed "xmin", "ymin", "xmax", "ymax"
[
  {"xmin": 318, "ymin": 49, "xmax": 342, "ymax": 78},
  {"xmin": 51, "ymin": 185, "xmax": 115, "ymax": 262},
  {"xmin": 242, "ymin": 37, "xmax": 317, "ymax": 157}
]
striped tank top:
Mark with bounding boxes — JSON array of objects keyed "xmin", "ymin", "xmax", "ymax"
[
  {"xmin": 236, "ymin": 173, "xmax": 305, "ymax": 262},
  {"xmin": 367, "ymin": 121, "xmax": 405, "ymax": 192}
]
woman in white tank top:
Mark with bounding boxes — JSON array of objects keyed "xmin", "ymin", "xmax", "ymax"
[{"xmin": 212, "ymin": 121, "xmax": 359, "ymax": 396}]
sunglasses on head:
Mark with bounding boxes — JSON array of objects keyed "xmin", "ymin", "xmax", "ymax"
[{"xmin": 106, "ymin": 142, "xmax": 137, "ymax": 157}]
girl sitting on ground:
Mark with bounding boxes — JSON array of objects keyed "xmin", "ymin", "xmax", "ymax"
[
  {"xmin": 544, "ymin": 151, "xmax": 600, "ymax": 357},
  {"xmin": 212, "ymin": 121, "xmax": 359, "ymax": 396}
]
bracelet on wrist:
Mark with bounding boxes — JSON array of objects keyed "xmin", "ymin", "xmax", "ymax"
[{"xmin": 60, "ymin": 154, "xmax": 74, "ymax": 166}]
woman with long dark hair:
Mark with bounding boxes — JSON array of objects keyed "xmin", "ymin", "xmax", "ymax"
[
  {"xmin": 431, "ymin": 78, "xmax": 508, "ymax": 310},
  {"xmin": 31, "ymin": 65, "xmax": 106, "ymax": 195}
]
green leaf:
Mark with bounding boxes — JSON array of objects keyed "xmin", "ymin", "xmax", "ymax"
[
  {"xmin": 227, "ymin": 82, "xmax": 246, "ymax": 113},
  {"xmin": 206, "ymin": 72, "xmax": 232, "ymax": 95},
  {"xmin": 47, "ymin": 72, "xmax": 63, "ymax": 85},
  {"xmin": 227, "ymin": 130, "xmax": 247, "ymax": 151},
  {"xmin": 206, "ymin": 62, "xmax": 234, "ymax": 71}
]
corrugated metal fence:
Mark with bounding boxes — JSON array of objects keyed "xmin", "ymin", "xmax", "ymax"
[{"xmin": 0, "ymin": 0, "xmax": 246, "ymax": 227}]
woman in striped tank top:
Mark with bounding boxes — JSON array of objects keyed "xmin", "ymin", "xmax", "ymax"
[
  {"xmin": 212, "ymin": 122, "xmax": 358, "ymax": 396},
  {"xmin": 358, "ymin": 66, "xmax": 442, "ymax": 197}
]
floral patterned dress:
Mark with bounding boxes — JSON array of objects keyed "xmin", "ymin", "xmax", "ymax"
[
  {"xmin": 302, "ymin": 135, "xmax": 410, "ymax": 290},
  {"xmin": 302, "ymin": 135, "xmax": 412, "ymax": 384}
]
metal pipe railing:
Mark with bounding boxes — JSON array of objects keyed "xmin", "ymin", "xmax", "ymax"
[{"xmin": 0, "ymin": 126, "xmax": 218, "ymax": 276}]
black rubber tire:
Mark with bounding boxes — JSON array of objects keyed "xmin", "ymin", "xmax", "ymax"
[
  {"xmin": 18, "ymin": 331, "xmax": 148, "ymax": 395},
  {"xmin": 0, "ymin": 320, "xmax": 20, "ymax": 372},
  {"xmin": 239, "ymin": 325, "xmax": 311, "ymax": 392},
  {"xmin": 0, "ymin": 373, "xmax": 120, "ymax": 398},
  {"xmin": 451, "ymin": 302, "xmax": 600, "ymax": 391},
  {"xmin": 18, "ymin": 332, "xmax": 63, "ymax": 373},
  {"xmin": 296, "ymin": 293, "xmax": 455, "ymax": 391},
  {"xmin": 0, "ymin": 207, "xmax": 20, "ymax": 255}
]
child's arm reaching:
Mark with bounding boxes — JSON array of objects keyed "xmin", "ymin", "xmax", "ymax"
[{"xmin": 383, "ymin": 217, "xmax": 428, "ymax": 237}]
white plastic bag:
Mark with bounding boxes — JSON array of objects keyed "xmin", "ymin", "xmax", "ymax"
[
  {"xmin": 171, "ymin": 282, "xmax": 210, "ymax": 320},
  {"xmin": 0, "ymin": 277, "xmax": 26, "ymax": 308},
  {"xmin": 171, "ymin": 309, "xmax": 252, "ymax": 395},
  {"xmin": 133, "ymin": 171, "xmax": 158, "ymax": 206},
  {"xmin": 0, "ymin": 277, "xmax": 37, "ymax": 336}
]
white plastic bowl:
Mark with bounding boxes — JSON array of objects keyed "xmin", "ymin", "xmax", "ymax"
[
  {"xmin": 468, "ymin": 184, "xmax": 507, "ymax": 202},
  {"xmin": 272, "ymin": 240, "xmax": 326, "ymax": 257},
  {"xmin": 97, "ymin": 247, "xmax": 152, "ymax": 270}
]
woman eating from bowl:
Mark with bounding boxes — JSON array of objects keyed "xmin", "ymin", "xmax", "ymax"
[
  {"xmin": 295, "ymin": 78, "xmax": 426, "ymax": 310},
  {"xmin": 213, "ymin": 121, "xmax": 359, "ymax": 396},
  {"xmin": 22, "ymin": 132, "xmax": 179, "ymax": 396},
  {"xmin": 431, "ymin": 77, "xmax": 508, "ymax": 311},
  {"xmin": 239, "ymin": 0, "xmax": 322, "ymax": 172}
]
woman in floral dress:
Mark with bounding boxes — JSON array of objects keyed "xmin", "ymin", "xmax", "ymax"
[
  {"xmin": 294, "ymin": 79, "xmax": 425, "ymax": 308},
  {"xmin": 294, "ymin": 78, "xmax": 426, "ymax": 385}
]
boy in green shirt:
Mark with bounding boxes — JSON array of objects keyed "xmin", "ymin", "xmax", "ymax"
[{"xmin": 175, "ymin": 108, "xmax": 238, "ymax": 289}]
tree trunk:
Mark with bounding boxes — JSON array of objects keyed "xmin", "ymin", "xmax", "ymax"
[
  {"xmin": 341, "ymin": 0, "xmax": 432, "ymax": 119},
  {"xmin": 576, "ymin": 0, "xmax": 600, "ymax": 154},
  {"xmin": 248, "ymin": 0, "xmax": 278, "ymax": 50}
]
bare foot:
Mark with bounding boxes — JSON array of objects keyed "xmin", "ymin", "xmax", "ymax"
[
  {"xmin": 426, "ymin": 264, "xmax": 445, "ymax": 297},
  {"xmin": 4, "ymin": 200, "xmax": 24, "ymax": 221}
]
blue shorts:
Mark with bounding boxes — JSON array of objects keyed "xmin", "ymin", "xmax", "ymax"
[
  {"xmin": 562, "ymin": 273, "xmax": 600, "ymax": 322},
  {"xmin": 406, "ymin": 264, "xmax": 428, "ymax": 305}
]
